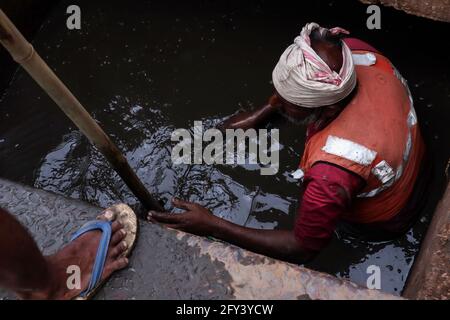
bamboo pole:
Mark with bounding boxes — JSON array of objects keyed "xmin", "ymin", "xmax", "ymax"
[{"xmin": 0, "ymin": 9, "xmax": 163, "ymax": 212}]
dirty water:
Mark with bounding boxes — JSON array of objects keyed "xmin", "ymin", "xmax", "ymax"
[{"xmin": 0, "ymin": 0, "xmax": 449, "ymax": 295}]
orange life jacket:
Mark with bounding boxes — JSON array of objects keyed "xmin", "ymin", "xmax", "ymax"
[{"xmin": 300, "ymin": 51, "xmax": 425, "ymax": 224}]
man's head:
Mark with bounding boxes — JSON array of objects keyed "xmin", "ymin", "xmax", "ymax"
[
  {"xmin": 272, "ymin": 23, "xmax": 357, "ymax": 124},
  {"xmin": 309, "ymin": 28, "xmax": 343, "ymax": 74}
]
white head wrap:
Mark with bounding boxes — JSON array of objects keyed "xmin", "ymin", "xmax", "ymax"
[{"xmin": 272, "ymin": 22, "xmax": 357, "ymax": 108}]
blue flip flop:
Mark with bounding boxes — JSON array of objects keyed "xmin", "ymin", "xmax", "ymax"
[
  {"xmin": 70, "ymin": 220, "xmax": 112, "ymax": 299},
  {"xmin": 69, "ymin": 204, "xmax": 138, "ymax": 300}
]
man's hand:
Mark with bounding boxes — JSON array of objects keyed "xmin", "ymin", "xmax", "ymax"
[{"xmin": 147, "ymin": 198, "xmax": 220, "ymax": 237}]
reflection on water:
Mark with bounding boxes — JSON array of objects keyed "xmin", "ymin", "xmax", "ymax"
[{"xmin": 1, "ymin": 0, "xmax": 449, "ymax": 295}]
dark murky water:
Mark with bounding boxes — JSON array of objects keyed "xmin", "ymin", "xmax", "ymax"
[{"xmin": 1, "ymin": 0, "xmax": 449, "ymax": 295}]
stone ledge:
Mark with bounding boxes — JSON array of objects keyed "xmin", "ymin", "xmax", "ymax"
[
  {"xmin": 360, "ymin": 0, "xmax": 450, "ymax": 22},
  {"xmin": 0, "ymin": 178, "xmax": 399, "ymax": 300},
  {"xmin": 404, "ymin": 182, "xmax": 450, "ymax": 300}
]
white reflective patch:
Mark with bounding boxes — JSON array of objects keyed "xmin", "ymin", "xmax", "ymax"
[
  {"xmin": 290, "ymin": 168, "xmax": 305, "ymax": 180},
  {"xmin": 358, "ymin": 188, "xmax": 380, "ymax": 198},
  {"xmin": 393, "ymin": 67, "xmax": 408, "ymax": 88},
  {"xmin": 408, "ymin": 108, "xmax": 417, "ymax": 127},
  {"xmin": 358, "ymin": 66, "xmax": 416, "ymax": 199},
  {"xmin": 404, "ymin": 132, "xmax": 412, "ymax": 162},
  {"xmin": 322, "ymin": 136, "xmax": 377, "ymax": 166},
  {"xmin": 358, "ymin": 160, "xmax": 397, "ymax": 198},
  {"xmin": 372, "ymin": 160, "xmax": 395, "ymax": 184},
  {"xmin": 406, "ymin": 86, "xmax": 414, "ymax": 107},
  {"xmin": 358, "ymin": 181, "xmax": 394, "ymax": 198},
  {"xmin": 352, "ymin": 53, "xmax": 377, "ymax": 66},
  {"xmin": 393, "ymin": 66, "xmax": 415, "ymax": 109},
  {"xmin": 396, "ymin": 164, "xmax": 404, "ymax": 180}
]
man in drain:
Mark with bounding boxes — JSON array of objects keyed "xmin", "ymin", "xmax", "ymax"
[{"xmin": 148, "ymin": 23, "xmax": 426, "ymax": 263}]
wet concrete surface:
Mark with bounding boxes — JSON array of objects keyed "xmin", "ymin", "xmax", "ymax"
[
  {"xmin": 0, "ymin": 178, "xmax": 399, "ymax": 300},
  {"xmin": 0, "ymin": 0, "xmax": 449, "ymax": 295},
  {"xmin": 0, "ymin": 177, "xmax": 233, "ymax": 300}
]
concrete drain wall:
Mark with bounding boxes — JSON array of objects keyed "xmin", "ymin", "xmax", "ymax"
[
  {"xmin": 0, "ymin": 178, "xmax": 399, "ymax": 300},
  {"xmin": 360, "ymin": 0, "xmax": 450, "ymax": 22},
  {"xmin": 404, "ymin": 181, "xmax": 450, "ymax": 300}
]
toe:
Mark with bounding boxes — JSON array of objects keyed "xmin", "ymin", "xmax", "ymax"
[
  {"xmin": 111, "ymin": 258, "xmax": 129, "ymax": 271},
  {"xmin": 98, "ymin": 209, "xmax": 115, "ymax": 221},
  {"xmin": 102, "ymin": 257, "xmax": 129, "ymax": 280},
  {"xmin": 111, "ymin": 221, "xmax": 123, "ymax": 233},
  {"xmin": 109, "ymin": 240, "xmax": 128, "ymax": 259},
  {"xmin": 110, "ymin": 228, "xmax": 127, "ymax": 246}
]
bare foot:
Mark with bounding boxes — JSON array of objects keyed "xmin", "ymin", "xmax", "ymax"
[{"xmin": 17, "ymin": 220, "xmax": 129, "ymax": 300}]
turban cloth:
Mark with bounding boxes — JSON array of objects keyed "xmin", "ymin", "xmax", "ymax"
[{"xmin": 272, "ymin": 22, "xmax": 357, "ymax": 108}]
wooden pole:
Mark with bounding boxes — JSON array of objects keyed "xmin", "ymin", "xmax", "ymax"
[{"xmin": 0, "ymin": 9, "xmax": 163, "ymax": 212}]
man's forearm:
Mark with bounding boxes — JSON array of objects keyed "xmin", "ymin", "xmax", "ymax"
[
  {"xmin": 0, "ymin": 208, "xmax": 51, "ymax": 292},
  {"xmin": 221, "ymin": 103, "xmax": 278, "ymax": 130},
  {"xmin": 211, "ymin": 217, "xmax": 314, "ymax": 264},
  {"xmin": 148, "ymin": 199, "xmax": 315, "ymax": 264}
]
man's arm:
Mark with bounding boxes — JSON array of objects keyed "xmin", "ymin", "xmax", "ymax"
[
  {"xmin": 0, "ymin": 206, "xmax": 130, "ymax": 300},
  {"xmin": 213, "ymin": 220, "xmax": 315, "ymax": 263},
  {"xmin": 148, "ymin": 163, "xmax": 364, "ymax": 264},
  {"xmin": 148, "ymin": 198, "xmax": 314, "ymax": 264},
  {"xmin": 219, "ymin": 94, "xmax": 282, "ymax": 131},
  {"xmin": 0, "ymin": 207, "xmax": 51, "ymax": 292}
]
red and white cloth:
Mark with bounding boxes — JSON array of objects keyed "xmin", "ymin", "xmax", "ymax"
[{"xmin": 272, "ymin": 22, "xmax": 357, "ymax": 108}]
